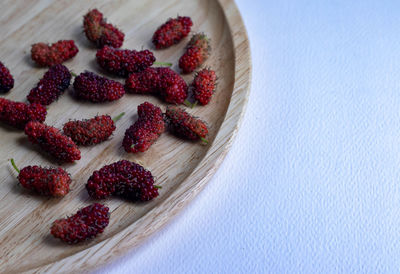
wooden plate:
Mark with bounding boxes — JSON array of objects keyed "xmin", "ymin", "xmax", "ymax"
[{"xmin": 0, "ymin": 0, "xmax": 250, "ymax": 272}]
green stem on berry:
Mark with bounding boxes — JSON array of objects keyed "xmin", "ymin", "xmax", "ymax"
[
  {"xmin": 70, "ymin": 71, "xmax": 78, "ymax": 77},
  {"xmin": 200, "ymin": 137, "xmax": 209, "ymax": 145},
  {"xmin": 112, "ymin": 112, "xmax": 125, "ymax": 122},
  {"xmin": 184, "ymin": 99, "xmax": 193, "ymax": 108},
  {"xmin": 10, "ymin": 158, "xmax": 20, "ymax": 173},
  {"xmin": 154, "ymin": 185, "xmax": 162, "ymax": 189},
  {"xmin": 154, "ymin": 62, "xmax": 172, "ymax": 67}
]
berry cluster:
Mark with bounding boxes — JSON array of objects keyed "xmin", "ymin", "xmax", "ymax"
[{"xmin": 1, "ymin": 8, "xmax": 219, "ymax": 245}]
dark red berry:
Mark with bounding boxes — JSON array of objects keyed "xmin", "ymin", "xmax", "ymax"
[
  {"xmin": 11, "ymin": 159, "xmax": 70, "ymax": 197},
  {"xmin": 152, "ymin": 16, "xmax": 193, "ymax": 49},
  {"xmin": 193, "ymin": 68, "xmax": 216, "ymax": 105},
  {"xmin": 27, "ymin": 64, "xmax": 71, "ymax": 105},
  {"xmin": 63, "ymin": 115, "xmax": 116, "ymax": 146},
  {"xmin": 83, "ymin": 9, "xmax": 124, "ymax": 48},
  {"xmin": 123, "ymin": 102, "xmax": 165, "ymax": 153},
  {"xmin": 0, "ymin": 98, "xmax": 46, "ymax": 129},
  {"xmin": 31, "ymin": 40, "xmax": 78, "ymax": 67},
  {"xmin": 86, "ymin": 160, "xmax": 159, "ymax": 201},
  {"xmin": 24, "ymin": 121, "xmax": 81, "ymax": 163},
  {"xmin": 51, "ymin": 203, "xmax": 110, "ymax": 244},
  {"xmin": 125, "ymin": 67, "xmax": 187, "ymax": 104},
  {"xmin": 72, "ymin": 71, "xmax": 125, "ymax": 103},
  {"xmin": 0, "ymin": 61, "xmax": 14, "ymax": 93},
  {"xmin": 96, "ymin": 46, "xmax": 155, "ymax": 77},
  {"xmin": 179, "ymin": 33, "xmax": 211, "ymax": 73},
  {"xmin": 165, "ymin": 106, "xmax": 208, "ymax": 141}
]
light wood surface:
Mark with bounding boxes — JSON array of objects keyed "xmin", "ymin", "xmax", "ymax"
[{"xmin": 0, "ymin": 0, "xmax": 251, "ymax": 273}]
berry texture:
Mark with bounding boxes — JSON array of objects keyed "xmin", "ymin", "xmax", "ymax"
[
  {"xmin": 63, "ymin": 115, "xmax": 116, "ymax": 146},
  {"xmin": 83, "ymin": 9, "xmax": 124, "ymax": 48},
  {"xmin": 152, "ymin": 16, "xmax": 193, "ymax": 49},
  {"xmin": 31, "ymin": 40, "xmax": 78, "ymax": 67},
  {"xmin": 165, "ymin": 106, "xmax": 208, "ymax": 140},
  {"xmin": 123, "ymin": 102, "xmax": 165, "ymax": 153},
  {"xmin": 125, "ymin": 67, "xmax": 187, "ymax": 104},
  {"xmin": 27, "ymin": 64, "xmax": 71, "ymax": 105},
  {"xmin": 72, "ymin": 71, "xmax": 125, "ymax": 103},
  {"xmin": 24, "ymin": 121, "xmax": 81, "ymax": 163},
  {"xmin": 179, "ymin": 33, "xmax": 211, "ymax": 73},
  {"xmin": 96, "ymin": 46, "xmax": 155, "ymax": 77},
  {"xmin": 51, "ymin": 203, "xmax": 109, "ymax": 244},
  {"xmin": 193, "ymin": 68, "xmax": 216, "ymax": 105},
  {"xmin": 86, "ymin": 160, "xmax": 159, "ymax": 201},
  {"xmin": 0, "ymin": 61, "xmax": 14, "ymax": 93},
  {"xmin": 0, "ymin": 98, "xmax": 46, "ymax": 129},
  {"xmin": 11, "ymin": 159, "xmax": 70, "ymax": 197}
]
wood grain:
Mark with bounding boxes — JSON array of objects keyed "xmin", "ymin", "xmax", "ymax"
[{"xmin": 0, "ymin": 0, "xmax": 251, "ymax": 273}]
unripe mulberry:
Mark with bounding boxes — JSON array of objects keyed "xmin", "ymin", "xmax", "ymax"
[
  {"xmin": 0, "ymin": 61, "xmax": 14, "ymax": 93},
  {"xmin": 27, "ymin": 64, "xmax": 71, "ymax": 105},
  {"xmin": 31, "ymin": 40, "xmax": 78, "ymax": 67},
  {"xmin": 122, "ymin": 102, "xmax": 165, "ymax": 153},
  {"xmin": 10, "ymin": 159, "xmax": 70, "ymax": 197},
  {"xmin": 0, "ymin": 98, "xmax": 46, "ymax": 129},
  {"xmin": 72, "ymin": 71, "xmax": 125, "ymax": 103},
  {"xmin": 83, "ymin": 9, "xmax": 124, "ymax": 48},
  {"xmin": 24, "ymin": 121, "xmax": 81, "ymax": 163},
  {"xmin": 96, "ymin": 46, "xmax": 155, "ymax": 76},
  {"xmin": 179, "ymin": 33, "xmax": 211, "ymax": 73},
  {"xmin": 51, "ymin": 203, "xmax": 110, "ymax": 244},
  {"xmin": 86, "ymin": 160, "xmax": 159, "ymax": 201},
  {"xmin": 152, "ymin": 16, "xmax": 193, "ymax": 49}
]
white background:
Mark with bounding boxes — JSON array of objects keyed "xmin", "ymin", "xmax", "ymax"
[{"xmin": 98, "ymin": 0, "xmax": 400, "ymax": 272}]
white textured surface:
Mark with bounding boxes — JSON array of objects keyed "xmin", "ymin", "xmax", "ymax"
[{"xmin": 97, "ymin": 0, "xmax": 400, "ymax": 272}]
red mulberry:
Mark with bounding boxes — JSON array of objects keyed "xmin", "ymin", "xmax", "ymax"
[
  {"xmin": 152, "ymin": 16, "xmax": 193, "ymax": 49},
  {"xmin": 0, "ymin": 61, "xmax": 14, "ymax": 93},
  {"xmin": 31, "ymin": 40, "xmax": 78, "ymax": 67},
  {"xmin": 179, "ymin": 33, "xmax": 211, "ymax": 73},
  {"xmin": 192, "ymin": 68, "xmax": 216, "ymax": 105},
  {"xmin": 86, "ymin": 160, "xmax": 159, "ymax": 201},
  {"xmin": 0, "ymin": 98, "xmax": 46, "ymax": 129},
  {"xmin": 72, "ymin": 71, "xmax": 125, "ymax": 103},
  {"xmin": 51, "ymin": 203, "xmax": 110, "ymax": 244},
  {"xmin": 122, "ymin": 102, "xmax": 165, "ymax": 153},
  {"xmin": 24, "ymin": 121, "xmax": 81, "ymax": 163},
  {"xmin": 96, "ymin": 46, "xmax": 155, "ymax": 77},
  {"xmin": 27, "ymin": 64, "xmax": 71, "ymax": 105},
  {"xmin": 165, "ymin": 106, "xmax": 208, "ymax": 142},
  {"xmin": 63, "ymin": 113, "xmax": 124, "ymax": 146},
  {"xmin": 83, "ymin": 9, "xmax": 124, "ymax": 48},
  {"xmin": 10, "ymin": 159, "xmax": 71, "ymax": 197},
  {"xmin": 125, "ymin": 67, "xmax": 187, "ymax": 104}
]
